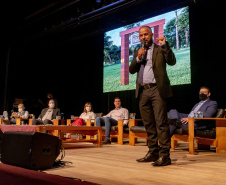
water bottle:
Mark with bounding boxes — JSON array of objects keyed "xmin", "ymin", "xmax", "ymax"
[
  {"xmin": 56, "ymin": 116, "xmax": 61, "ymax": 119},
  {"xmin": 198, "ymin": 111, "xmax": 203, "ymax": 118},
  {"xmin": 61, "ymin": 113, "xmax": 64, "ymax": 120},
  {"xmin": 76, "ymin": 134, "xmax": 79, "ymax": 140},
  {"xmin": 194, "ymin": 112, "xmax": 198, "ymax": 118},
  {"xmin": 76, "ymin": 134, "xmax": 82, "ymax": 140}
]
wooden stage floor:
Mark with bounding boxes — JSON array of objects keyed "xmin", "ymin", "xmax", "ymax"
[{"xmin": 44, "ymin": 138, "xmax": 226, "ymax": 185}]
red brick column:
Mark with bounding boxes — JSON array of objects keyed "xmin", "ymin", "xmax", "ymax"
[
  {"xmin": 120, "ymin": 34, "xmax": 130, "ymax": 85},
  {"xmin": 159, "ymin": 23, "xmax": 164, "ymax": 38},
  {"xmin": 154, "ymin": 25, "xmax": 159, "ymax": 45},
  {"xmin": 154, "ymin": 24, "xmax": 164, "ymax": 45}
]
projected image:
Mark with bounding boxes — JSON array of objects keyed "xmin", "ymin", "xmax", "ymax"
[{"xmin": 103, "ymin": 6, "xmax": 190, "ymax": 93}]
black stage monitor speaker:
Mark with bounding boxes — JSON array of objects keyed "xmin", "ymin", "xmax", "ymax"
[{"xmin": 1, "ymin": 131, "xmax": 62, "ymax": 170}]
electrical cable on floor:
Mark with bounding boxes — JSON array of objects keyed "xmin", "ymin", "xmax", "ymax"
[{"xmin": 51, "ymin": 146, "xmax": 73, "ymax": 169}]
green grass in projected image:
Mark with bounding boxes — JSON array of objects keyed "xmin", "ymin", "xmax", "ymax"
[{"xmin": 103, "ymin": 47, "xmax": 191, "ymax": 93}]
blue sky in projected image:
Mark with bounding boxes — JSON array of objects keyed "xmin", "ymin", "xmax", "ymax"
[{"xmin": 106, "ymin": 8, "xmax": 184, "ymax": 46}]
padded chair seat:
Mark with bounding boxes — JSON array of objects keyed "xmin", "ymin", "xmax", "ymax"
[
  {"xmin": 195, "ymin": 129, "xmax": 216, "ymax": 139},
  {"xmin": 130, "ymin": 126, "xmax": 146, "ymax": 133},
  {"xmin": 174, "ymin": 128, "xmax": 216, "ymax": 139},
  {"xmin": 102, "ymin": 126, "xmax": 130, "ymax": 133}
]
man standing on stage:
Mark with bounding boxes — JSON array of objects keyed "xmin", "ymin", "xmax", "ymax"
[{"xmin": 129, "ymin": 26, "xmax": 176, "ymax": 166}]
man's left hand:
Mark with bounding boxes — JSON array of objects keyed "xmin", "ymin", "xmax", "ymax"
[
  {"xmin": 156, "ymin": 37, "xmax": 166, "ymax": 45},
  {"xmin": 181, "ymin": 118, "xmax": 188, "ymax": 124}
]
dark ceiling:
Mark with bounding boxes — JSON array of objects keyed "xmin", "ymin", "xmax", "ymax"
[{"xmin": 2, "ymin": 0, "xmax": 194, "ymax": 46}]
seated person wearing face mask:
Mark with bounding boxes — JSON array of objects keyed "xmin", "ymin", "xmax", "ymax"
[
  {"xmin": 32, "ymin": 99, "xmax": 61, "ymax": 125},
  {"xmin": 168, "ymin": 86, "xmax": 217, "ymax": 137},
  {"xmin": 2, "ymin": 104, "xmax": 29, "ymax": 125},
  {"xmin": 71, "ymin": 102, "xmax": 96, "ymax": 126}
]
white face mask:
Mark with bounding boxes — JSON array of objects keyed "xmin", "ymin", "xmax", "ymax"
[
  {"xmin": 49, "ymin": 103, "xmax": 55, "ymax": 108},
  {"xmin": 86, "ymin": 107, "xmax": 91, "ymax": 112},
  {"xmin": 18, "ymin": 108, "xmax": 23, "ymax": 112}
]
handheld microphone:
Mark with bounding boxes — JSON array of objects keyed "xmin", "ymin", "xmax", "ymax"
[{"xmin": 141, "ymin": 39, "xmax": 145, "ymax": 60}]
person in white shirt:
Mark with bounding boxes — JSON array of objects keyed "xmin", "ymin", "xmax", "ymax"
[
  {"xmin": 96, "ymin": 97, "xmax": 129, "ymax": 144},
  {"xmin": 71, "ymin": 102, "xmax": 96, "ymax": 125}
]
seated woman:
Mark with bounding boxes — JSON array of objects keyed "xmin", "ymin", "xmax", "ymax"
[{"xmin": 71, "ymin": 102, "xmax": 96, "ymax": 126}]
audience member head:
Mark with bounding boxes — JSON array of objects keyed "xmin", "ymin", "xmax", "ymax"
[
  {"xmin": 114, "ymin": 97, "xmax": 121, "ymax": 109},
  {"xmin": 48, "ymin": 99, "xmax": 55, "ymax": 109},
  {"xmin": 199, "ymin": 86, "xmax": 211, "ymax": 101},
  {"xmin": 83, "ymin": 102, "xmax": 93, "ymax": 113},
  {"xmin": 18, "ymin": 104, "xmax": 25, "ymax": 112},
  {"xmin": 47, "ymin": 92, "xmax": 54, "ymax": 100}
]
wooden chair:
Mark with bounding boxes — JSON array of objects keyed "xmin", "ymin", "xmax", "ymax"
[
  {"xmin": 98, "ymin": 113, "xmax": 136, "ymax": 145},
  {"xmin": 74, "ymin": 113, "xmax": 133, "ymax": 145},
  {"xmin": 0, "ymin": 114, "xmax": 33, "ymax": 125},
  {"xmin": 52, "ymin": 119, "xmax": 65, "ymax": 126},
  {"xmin": 32, "ymin": 117, "xmax": 65, "ymax": 135},
  {"xmin": 16, "ymin": 114, "xmax": 34, "ymax": 125},
  {"xmin": 129, "ymin": 119, "xmax": 147, "ymax": 146},
  {"xmin": 171, "ymin": 109, "xmax": 226, "ymax": 154},
  {"xmin": 99, "ymin": 118, "xmax": 129, "ymax": 145}
]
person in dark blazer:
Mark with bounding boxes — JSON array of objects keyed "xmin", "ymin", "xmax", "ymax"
[
  {"xmin": 129, "ymin": 26, "xmax": 176, "ymax": 166},
  {"xmin": 168, "ymin": 86, "xmax": 217, "ymax": 136},
  {"xmin": 32, "ymin": 99, "xmax": 61, "ymax": 125}
]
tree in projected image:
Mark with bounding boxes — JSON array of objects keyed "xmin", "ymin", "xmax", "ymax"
[
  {"xmin": 104, "ymin": 33, "xmax": 121, "ymax": 65},
  {"xmin": 165, "ymin": 7, "xmax": 189, "ymax": 49}
]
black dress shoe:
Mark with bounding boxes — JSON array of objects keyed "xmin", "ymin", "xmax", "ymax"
[
  {"xmin": 152, "ymin": 156, "xmax": 171, "ymax": 166},
  {"xmin": 136, "ymin": 152, "xmax": 159, "ymax": 162},
  {"xmin": 102, "ymin": 138, "xmax": 111, "ymax": 144}
]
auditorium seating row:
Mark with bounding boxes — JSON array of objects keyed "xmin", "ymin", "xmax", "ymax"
[{"xmin": 0, "ymin": 110, "xmax": 226, "ymax": 154}]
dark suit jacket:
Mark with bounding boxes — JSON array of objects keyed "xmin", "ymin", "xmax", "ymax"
[
  {"xmin": 38, "ymin": 108, "xmax": 61, "ymax": 120},
  {"xmin": 191, "ymin": 99, "xmax": 217, "ymax": 118},
  {"xmin": 129, "ymin": 42, "xmax": 176, "ymax": 99}
]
